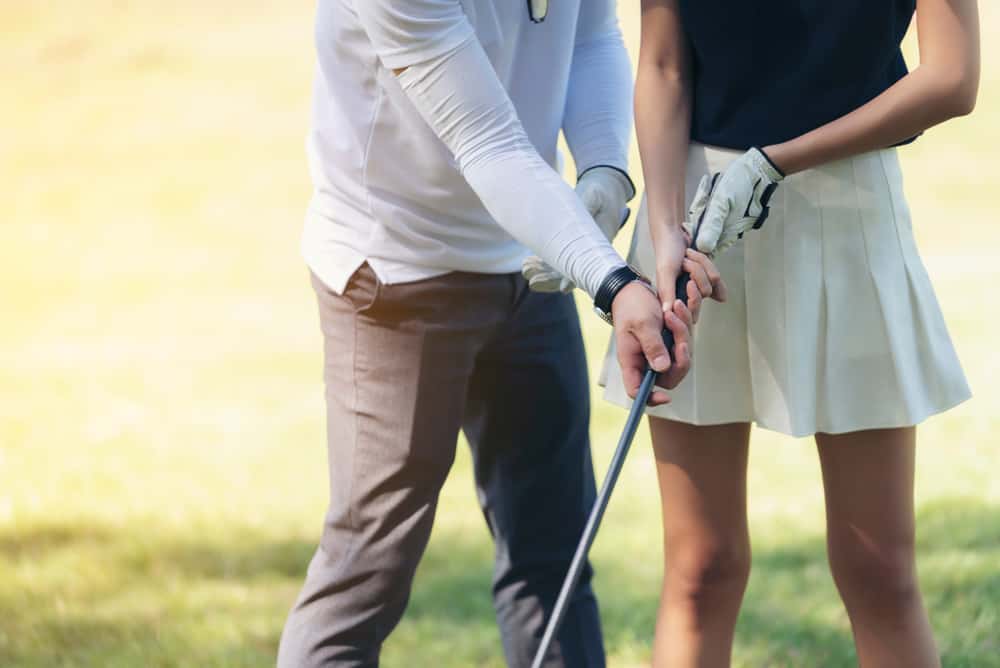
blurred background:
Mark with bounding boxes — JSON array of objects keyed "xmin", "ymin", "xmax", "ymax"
[{"xmin": 2, "ymin": 2, "xmax": 998, "ymax": 666}]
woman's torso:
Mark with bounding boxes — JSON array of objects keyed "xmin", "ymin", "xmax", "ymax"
[{"xmin": 679, "ymin": 0, "xmax": 916, "ymax": 149}]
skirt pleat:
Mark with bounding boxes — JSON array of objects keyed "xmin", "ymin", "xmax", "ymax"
[{"xmin": 600, "ymin": 143, "xmax": 970, "ymax": 437}]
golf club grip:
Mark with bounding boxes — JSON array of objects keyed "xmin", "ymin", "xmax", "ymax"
[{"xmin": 659, "ymin": 270, "xmax": 691, "ymax": 361}]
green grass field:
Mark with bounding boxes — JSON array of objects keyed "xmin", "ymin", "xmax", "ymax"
[{"xmin": 3, "ymin": 3, "xmax": 999, "ymax": 666}]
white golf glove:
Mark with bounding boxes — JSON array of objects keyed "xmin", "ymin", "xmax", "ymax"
[
  {"xmin": 522, "ymin": 166, "xmax": 635, "ymax": 293},
  {"xmin": 689, "ymin": 147, "xmax": 783, "ymax": 257}
]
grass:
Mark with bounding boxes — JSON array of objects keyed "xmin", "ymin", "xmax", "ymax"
[{"xmin": 3, "ymin": 2, "xmax": 999, "ymax": 666}]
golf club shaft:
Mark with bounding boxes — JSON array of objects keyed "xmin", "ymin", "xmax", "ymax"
[
  {"xmin": 529, "ymin": 367, "xmax": 659, "ymax": 668},
  {"xmin": 530, "ymin": 270, "xmax": 691, "ymax": 668}
]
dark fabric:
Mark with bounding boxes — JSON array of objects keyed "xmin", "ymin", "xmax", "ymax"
[
  {"xmin": 679, "ymin": 0, "xmax": 916, "ymax": 149},
  {"xmin": 277, "ymin": 266, "xmax": 605, "ymax": 667},
  {"xmin": 463, "ymin": 278, "xmax": 604, "ymax": 668}
]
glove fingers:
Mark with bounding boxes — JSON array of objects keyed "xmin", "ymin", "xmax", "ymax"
[
  {"xmin": 580, "ymin": 185, "xmax": 603, "ymax": 214},
  {"xmin": 687, "ymin": 173, "xmax": 718, "ymax": 250},
  {"xmin": 714, "ymin": 215, "xmax": 757, "ymax": 257},
  {"xmin": 583, "ymin": 190, "xmax": 621, "ymax": 242},
  {"xmin": 688, "ymin": 173, "xmax": 715, "ymax": 220},
  {"xmin": 521, "ymin": 255, "xmax": 549, "ymax": 274},
  {"xmin": 682, "ymin": 220, "xmax": 695, "ymax": 240},
  {"xmin": 695, "ymin": 195, "xmax": 730, "ymax": 254},
  {"xmin": 523, "ymin": 255, "xmax": 569, "ymax": 293},
  {"xmin": 527, "ymin": 271, "xmax": 565, "ymax": 292}
]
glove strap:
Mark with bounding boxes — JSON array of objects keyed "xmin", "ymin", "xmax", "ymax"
[
  {"xmin": 751, "ymin": 147, "xmax": 786, "ymax": 181},
  {"xmin": 577, "ymin": 165, "xmax": 637, "ymax": 202}
]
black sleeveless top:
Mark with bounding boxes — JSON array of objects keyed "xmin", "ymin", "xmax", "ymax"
[{"xmin": 679, "ymin": 0, "xmax": 916, "ymax": 149}]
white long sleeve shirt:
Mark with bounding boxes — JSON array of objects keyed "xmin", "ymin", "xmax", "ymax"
[{"xmin": 303, "ymin": 0, "xmax": 633, "ymax": 297}]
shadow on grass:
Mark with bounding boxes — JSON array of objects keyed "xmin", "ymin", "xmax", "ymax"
[{"xmin": 1, "ymin": 498, "xmax": 998, "ymax": 667}]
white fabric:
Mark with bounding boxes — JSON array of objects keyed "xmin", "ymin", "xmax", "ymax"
[
  {"xmin": 682, "ymin": 172, "xmax": 715, "ymax": 247},
  {"xmin": 303, "ymin": 0, "xmax": 632, "ymax": 297},
  {"xmin": 396, "ymin": 39, "xmax": 622, "ymax": 297},
  {"xmin": 600, "ymin": 143, "xmax": 971, "ymax": 437},
  {"xmin": 563, "ymin": 19, "xmax": 633, "ymax": 179},
  {"xmin": 522, "ymin": 166, "xmax": 634, "ymax": 293},
  {"xmin": 693, "ymin": 147, "xmax": 784, "ymax": 256}
]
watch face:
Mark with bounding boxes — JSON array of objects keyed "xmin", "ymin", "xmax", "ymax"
[{"xmin": 528, "ymin": 0, "xmax": 548, "ymax": 22}]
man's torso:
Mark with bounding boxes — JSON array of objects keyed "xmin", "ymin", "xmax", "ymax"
[{"xmin": 305, "ymin": 0, "xmax": 589, "ymax": 292}]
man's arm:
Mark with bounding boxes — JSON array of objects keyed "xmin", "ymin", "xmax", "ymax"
[
  {"xmin": 356, "ymin": 0, "xmax": 622, "ymax": 298},
  {"xmin": 522, "ymin": 1, "xmax": 635, "ymax": 294},
  {"xmin": 562, "ymin": 0, "xmax": 633, "ymax": 179},
  {"xmin": 354, "ymin": 0, "xmax": 689, "ymax": 393}
]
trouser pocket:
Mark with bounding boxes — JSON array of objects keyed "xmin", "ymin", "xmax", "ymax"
[{"xmin": 312, "ymin": 263, "xmax": 381, "ymax": 315}]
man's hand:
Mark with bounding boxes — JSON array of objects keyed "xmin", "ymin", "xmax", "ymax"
[
  {"xmin": 577, "ymin": 166, "xmax": 635, "ymax": 240},
  {"xmin": 692, "ymin": 148, "xmax": 783, "ymax": 256},
  {"xmin": 612, "ymin": 281, "xmax": 693, "ymax": 406},
  {"xmin": 523, "ymin": 166, "xmax": 634, "ymax": 293}
]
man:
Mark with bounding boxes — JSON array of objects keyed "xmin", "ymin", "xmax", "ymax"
[{"xmin": 277, "ymin": 1, "xmax": 694, "ymax": 666}]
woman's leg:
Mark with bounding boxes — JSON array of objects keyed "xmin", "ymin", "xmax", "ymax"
[
  {"xmin": 651, "ymin": 418, "xmax": 752, "ymax": 668},
  {"xmin": 816, "ymin": 427, "xmax": 940, "ymax": 668}
]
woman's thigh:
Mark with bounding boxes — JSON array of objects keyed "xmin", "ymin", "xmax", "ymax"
[
  {"xmin": 816, "ymin": 427, "xmax": 918, "ymax": 577},
  {"xmin": 651, "ymin": 419, "xmax": 752, "ymax": 561}
]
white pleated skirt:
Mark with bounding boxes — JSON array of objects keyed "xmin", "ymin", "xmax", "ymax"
[{"xmin": 600, "ymin": 143, "xmax": 971, "ymax": 437}]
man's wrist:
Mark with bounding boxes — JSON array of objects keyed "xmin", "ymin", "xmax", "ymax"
[
  {"xmin": 593, "ymin": 264, "xmax": 654, "ymax": 325},
  {"xmin": 578, "ymin": 165, "xmax": 636, "ymax": 201}
]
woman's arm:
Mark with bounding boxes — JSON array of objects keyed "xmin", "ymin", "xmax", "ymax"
[
  {"xmin": 636, "ymin": 0, "xmax": 701, "ymax": 308},
  {"xmin": 764, "ymin": 0, "xmax": 980, "ymax": 175}
]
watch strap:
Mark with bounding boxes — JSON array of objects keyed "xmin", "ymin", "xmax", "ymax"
[{"xmin": 594, "ymin": 265, "xmax": 654, "ymax": 324}]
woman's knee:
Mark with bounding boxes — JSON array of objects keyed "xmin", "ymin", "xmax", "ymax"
[
  {"xmin": 664, "ymin": 535, "xmax": 751, "ymax": 608},
  {"xmin": 827, "ymin": 528, "xmax": 920, "ymax": 609}
]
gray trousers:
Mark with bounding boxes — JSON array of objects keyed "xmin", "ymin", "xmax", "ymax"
[{"xmin": 277, "ymin": 265, "xmax": 605, "ymax": 667}]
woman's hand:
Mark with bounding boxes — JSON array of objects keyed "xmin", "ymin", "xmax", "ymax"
[
  {"xmin": 693, "ymin": 148, "xmax": 783, "ymax": 256},
  {"xmin": 654, "ymin": 223, "xmax": 727, "ymax": 326},
  {"xmin": 681, "ymin": 248, "xmax": 727, "ymax": 323},
  {"xmin": 653, "ymin": 223, "xmax": 689, "ymax": 311}
]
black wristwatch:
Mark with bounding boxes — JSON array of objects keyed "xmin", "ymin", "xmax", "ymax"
[{"xmin": 593, "ymin": 265, "xmax": 656, "ymax": 325}]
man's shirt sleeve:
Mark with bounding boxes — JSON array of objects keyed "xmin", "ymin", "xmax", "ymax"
[
  {"xmin": 352, "ymin": 0, "xmax": 624, "ymax": 297},
  {"xmin": 355, "ymin": 0, "xmax": 475, "ymax": 71},
  {"xmin": 563, "ymin": 0, "xmax": 633, "ymax": 176}
]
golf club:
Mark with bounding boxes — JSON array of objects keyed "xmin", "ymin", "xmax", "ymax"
[
  {"xmin": 529, "ymin": 273, "xmax": 688, "ymax": 668},
  {"xmin": 530, "ymin": 176, "xmax": 721, "ymax": 668}
]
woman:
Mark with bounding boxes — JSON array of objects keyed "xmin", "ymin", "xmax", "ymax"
[{"xmin": 601, "ymin": 0, "xmax": 980, "ymax": 665}]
